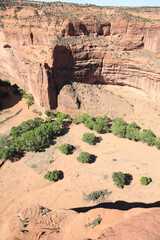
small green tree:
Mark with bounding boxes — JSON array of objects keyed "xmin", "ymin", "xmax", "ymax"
[
  {"xmin": 126, "ymin": 122, "xmax": 140, "ymax": 141},
  {"xmin": 84, "ymin": 117, "xmax": 95, "ymax": 129},
  {"xmin": 77, "ymin": 152, "xmax": 91, "ymax": 163},
  {"xmin": 140, "ymin": 176, "xmax": 151, "ymax": 185},
  {"xmin": 111, "ymin": 118, "xmax": 126, "ymax": 138},
  {"xmin": 82, "ymin": 132, "xmax": 96, "ymax": 145},
  {"xmin": 44, "ymin": 170, "xmax": 62, "ymax": 181},
  {"xmin": 59, "ymin": 143, "xmax": 73, "ymax": 154},
  {"xmin": 93, "ymin": 123, "xmax": 103, "ymax": 133},
  {"xmin": 155, "ymin": 138, "xmax": 160, "ymax": 150},
  {"xmin": 112, "ymin": 172, "xmax": 125, "ymax": 188},
  {"xmin": 140, "ymin": 129, "xmax": 155, "ymax": 146}
]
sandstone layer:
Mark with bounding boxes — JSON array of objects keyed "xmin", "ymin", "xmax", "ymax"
[
  {"xmin": 0, "ymin": 1, "xmax": 160, "ymax": 110},
  {"xmin": 2, "ymin": 205, "xmax": 160, "ymax": 240}
]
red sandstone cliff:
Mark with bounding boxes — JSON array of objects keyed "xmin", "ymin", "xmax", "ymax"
[{"xmin": 0, "ymin": 1, "xmax": 160, "ymax": 109}]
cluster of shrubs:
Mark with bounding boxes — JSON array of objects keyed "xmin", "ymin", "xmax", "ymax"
[
  {"xmin": 72, "ymin": 114, "xmax": 160, "ymax": 150},
  {"xmin": 112, "ymin": 171, "xmax": 151, "ymax": 188},
  {"xmin": 0, "ymin": 117, "xmax": 63, "ymax": 161},
  {"xmin": 73, "ymin": 113, "xmax": 109, "ymax": 134},
  {"xmin": 45, "ymin": 110, "xmax": 71, "ymax": 120},
  {"xmin": 15, "ymin": 87, "xmax": 34, "ymax": 107}
]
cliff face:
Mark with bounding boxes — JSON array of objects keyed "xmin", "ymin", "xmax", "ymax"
[{"xmin": 0, "ymin": 2, "xmax": 160, "ymax": 109}]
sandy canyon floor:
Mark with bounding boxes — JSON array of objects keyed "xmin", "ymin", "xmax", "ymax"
[{"xmin": 0, "ymin": 85, "xmax": 160, "ymax": 239}]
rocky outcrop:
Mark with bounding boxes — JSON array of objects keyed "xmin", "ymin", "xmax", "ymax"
[
  {"xmin": 3, "ymin": 205, "xmax": 160, "ymax": 240},
  {"xmin": 0, "ymin": 2, "xmax": 160, "ymax": 110}
]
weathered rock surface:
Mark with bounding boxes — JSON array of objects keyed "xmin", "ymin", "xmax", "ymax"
[
  {"xmin": 0, "ymin": 2, "xmax": 160, "ymax": 110},
  {"xmin": 2, "ymin": 205, "xmax": 160, "ymax": 240}
]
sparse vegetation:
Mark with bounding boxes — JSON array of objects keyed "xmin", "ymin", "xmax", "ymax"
[
  {"xmin": 0, "ymin": 109, "xmax": 22, "ymax": 125},
  {"xmin": 85, "ymin": 215, "xmax": 102, "ymax": 228},
  {"xmin": 44, "ymin": 170, "xmax": 62, "ymax": 181},
  {"xmin": 59, "ymin": 143, "xmax": 73, "ymax": 154},
  {"xmin": 85, "ymin": 190, "xmax": 109, "ymax": 201}
]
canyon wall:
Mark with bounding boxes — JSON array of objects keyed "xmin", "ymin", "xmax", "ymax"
[{"xmin": 0, "ymin": 2, "xmax": 160, "ymax": 109}]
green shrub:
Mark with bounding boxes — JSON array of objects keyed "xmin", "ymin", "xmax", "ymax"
[
  {"xmin": 44, "ymin": 170, "xmax": 62, "ymax": 181},
  {"xmin": 85, "ymin": 216, "xmax": 102, "ymax": 228},
  {"xmin": 59, "ymin": 143, "xmax": 73, "ymax": 154},
  {"xmin": 77, "ymin": 152, "xmax": 91, "ymax": 163},
  {"xmin": 45, "ymin": 110, "xmax": 71, "ymax": 120},
  {"xmin": 10, "ymin": 118, "xmax": 43, "ymax": 137},
  {"xmin": 93, "ymin": 123, "xmax": 103, "ymax": 133},
  {"xmin": 111, "ymin": 118, "xmax": 126, "ymax": 138},
  {"xmin": 103, "ymin": 125, "xmax": 109, "ymax": 133},
  {"xmin": 9, "ymin": 121, "xmax": 61, "ymax": 152},
  {"xmin": 86, "ymin": 190, "xmax": 109, "ymax": 201},
  {"xmin": 26, "ymin": 98, "xmax": 33, "ymax": 107},
  {"xmin": 125, "ymin": 122, "xmax": 140, "ymax": 141},
  {"xmin": 140, "ymin": 176, "xmax": 151, "ymax": 185},
  {"xmin": 95, "ymin": 115, "xmax": 109, "ymax": 126},
  {"xmin": 0, "ymin": 79, "xmax": 10, "ymax": 86},
  {"xmin": 140, "ymin": 129, "xmax": 155, "ymax": 146},
  {"xmin": 82, "ymin": 132, "xmax": 96, "ymax": 145},
  {"xmin": 84, "ymin": 117, "xmax": 95, "ymax": 129},
  {"xmin": 76, "ymin": 113, "xmax": 89, "ymax": 123},
  {"xmin": 112, "ymin": 172, "xmax": 125, "ymax": 188},
  {"xmin": 155, "ymin": 138, "xmax": 160, "ymax": 150},
  {"xmin": 45, "ymin": 110, "xmax": 51, "ymax": 117},
  {"xmin": 15, "ymin": 87, "xmax": 25, "ymax": 96}
]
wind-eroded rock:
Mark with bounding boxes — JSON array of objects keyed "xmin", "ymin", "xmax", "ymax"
[
  {"xmin": 3, "ymin": 205, "xmax": 160, "ymax": 240},
  {"xmin": 0, "ymin": 3, "xmax": 160, "ymax": 110}
]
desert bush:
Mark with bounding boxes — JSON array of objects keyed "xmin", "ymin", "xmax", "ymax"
[
  {"xmin": 0, "ymin": 135, "xmax": 11, "ymax": 160},
  {"xmin": 85, "ymin": 216, "xmax": 102, "ymax": 228},
  {"xmin": 73, "ymin": 113, "xmax": 89, "ymax": 124},
  {"xmin": 84, "ymin": 117, "xmax": 95, "ymax": 129},
  {"xmin": 45, "ymin": 110, "xmax": 50, "ymax": 117},
  {"xmin": 111, "ymin": 118, "xmax": 126, "ymax": 138},
  {"xmin": 86, "ymin": 190, "xmax": 109, "ymax": 201},
  {"xmin": 15, "ymin": 87, "xmax": 25, "ymax": 96},
  {"xmin": 112, "ymin": 172, "xmax": 125, "ymax": 188},
  {"xmin": 82, "ymin": 132, "xmax": 96, "ymax": 145},
  {"xmin": 0, "ymin": 79, "xmax": 10, "ymax": 86},
  {"xmin": 95, "ymin": 115, "xmax": 109, "ymax": 126},
  {"xmin": 93, "ymin": 123, "xmax": 103, "ymax": 133},
  {"xmin": 140, "ymin": 176, "xmax": 151, "ymax": 185},
  {"xmin": 125, "ymin": 122, "xmax": 140, "ymax": 141},
  {"xmin": 45, "ymin": 110, "xmax": 71, "ymax": 120},
  {"xmin": 77, "ymin": 152, "xmax": 91, "ymax": 163},
  {"xmin": 59, "ymin": 143, "xmax": 73, "ymax": 154},
  {"xmin": 140, "ymin": 129, "xmax": 155, "ymax": 146},
  {"xmin": 26, "ymin": 98, "xmax": 33, "ymax": 107},
  {"xmin": 103, "ymin": 125, "xmax": 109, "ymax": 133},
  {"xmin": 44, "ymin": 170, "xmax": 62, "ymax": 181},
  {"xmin": 155, "ymin": 138, "xmax": 160, "ymax": 150}
]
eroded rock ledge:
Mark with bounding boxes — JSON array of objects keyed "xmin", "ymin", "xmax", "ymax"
[{"xmin": 0, "ymin": 2, "xmax": 160, "ymax": 109}]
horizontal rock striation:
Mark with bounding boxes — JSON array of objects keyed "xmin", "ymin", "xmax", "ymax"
[{"xmin": 0, "ymin": 2, "xmax": 160, "ymax": 109}]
